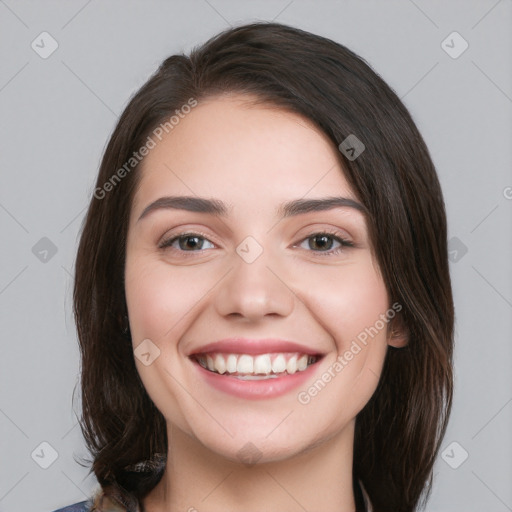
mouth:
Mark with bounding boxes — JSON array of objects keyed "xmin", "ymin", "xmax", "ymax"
[
  {"xmin": 187, "ymin": 338, "xmax": 326, "ymax": 399},
  {"xmin": 190, "ymin": 352, "xmax": 322, "ymax": 380}
]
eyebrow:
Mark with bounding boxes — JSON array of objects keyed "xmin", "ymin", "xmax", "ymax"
[
  {"xmin": 137, "ymin": 195, "xmax": 368, "ymax": 222},
  {"xmin": 137, "ymin": 196, "xmax": 227, "ymax": 221}
]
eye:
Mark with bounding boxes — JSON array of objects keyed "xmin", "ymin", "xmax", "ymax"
[
  {"xmin": 159, "ymin": 232, "xmax": 215, "ymax": 252},
  {"xmin": 297, "ymin": 232, "xmax": 354, "ymax": 255}
]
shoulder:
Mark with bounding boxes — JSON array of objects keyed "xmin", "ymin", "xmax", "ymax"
[{"xmin": 50, "ymin": 500, "xmax": 91, "ymax": 512}]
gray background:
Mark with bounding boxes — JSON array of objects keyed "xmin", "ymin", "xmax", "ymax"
[{"xmin": 1, "ymin": 1, "xmax": 511, "ymax": 511}]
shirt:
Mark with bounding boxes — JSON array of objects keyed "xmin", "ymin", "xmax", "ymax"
[
  {"xmin": 51, "ymin": 502, "xmax": 90, "ymax": 512},
  {"xmin": 51, "ymin": 480, "xmax": 373, "ymax": 511},
  {"xmin": 51, "ymin": 487, "xmax": 123, "ymax": 512}
]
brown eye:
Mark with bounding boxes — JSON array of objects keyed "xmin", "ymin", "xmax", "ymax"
[
  {"xmin": 297, "ymin": 232, "xmax": 354, "ymax": 255},
  {"xmin": 308, "ymin": 234, "xmax": 335, "ymax": 251},
  {"xmin": 159, "ymin": 233, "xmax": 215, "ymax": 251},
  {"xmin": 178, "ymin": 236, "xmax": 205, "ymax": 251}
]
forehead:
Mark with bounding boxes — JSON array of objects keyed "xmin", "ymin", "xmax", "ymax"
[{"xmin": 131, "ymin": 94, "xmax": 358, "ymax": 215}]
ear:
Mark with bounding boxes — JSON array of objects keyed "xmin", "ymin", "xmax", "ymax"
[{"xmin": 387, "ymin": 312, "xmax": 409, "ymax": 348}]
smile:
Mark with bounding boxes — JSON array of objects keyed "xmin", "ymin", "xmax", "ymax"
[
  {"xmin": 187, "ymin": 338, "xmax": 325, "ymax": 398},
  {"xmin": 193, "ymin": 352, "xmax": 318, "ymax": 379}
]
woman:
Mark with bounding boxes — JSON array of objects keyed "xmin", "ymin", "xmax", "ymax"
[{"xmin": 53, "ymin": 21, "xmax": 454, "ymax": 512}]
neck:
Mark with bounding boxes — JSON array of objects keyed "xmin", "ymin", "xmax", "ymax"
[{"xmin": 142, "ymin": 420, "xmax": 357, "ymax": 512}]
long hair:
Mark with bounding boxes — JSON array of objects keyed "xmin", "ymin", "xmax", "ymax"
[{"xmin": 73, "ymin": 21, "xmax": 454, "ymax": 512}]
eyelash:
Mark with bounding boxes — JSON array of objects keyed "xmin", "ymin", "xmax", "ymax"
[{"xmin": 158, "ymin": 230, "xmax": 354, "ymax": 257}]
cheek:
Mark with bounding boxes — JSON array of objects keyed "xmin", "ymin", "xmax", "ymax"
[
  {"xmin": 294, "ymin": 261, "xmax": 390, "ymax": 421},
  {"xmin": 124, "ymin": 253, "xmax": 218, "ymax": 343},
  {"xmin": 124, "ymin": 253, "xmax": 182, "ymax": 344},
  {"xmin": 299, "ymin": 258, "xmax": 389, "ymax": 350},
  {"xmin": 125, "ymin": 257, "xmax": 164, "ymax": 340},
  {"xmin": 123, "ymin": 253, "xmax": 197, "ymax": 431}
]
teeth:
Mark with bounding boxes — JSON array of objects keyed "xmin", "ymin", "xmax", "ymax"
[
  {"xmin": 237, "ymin": 354, "xmax": 253, "ymax": 373},
  {"xmin": 236, "ymin": 374, "xmax": 279, "ymax": 380},
  {"xmin": 286, "ymin": 355, "xmax": 298, "ymax": 374},
  {"xmin": 253, "ymin": 354, "xmax": 272, "ymax": 374},
  {"xmin": 271, "ymin": 354, "xmax": 286, "ymax": 373},
  {"xmin": 214, "ymin": 354, "xmax": 226, "ymax": 374},
  {"xmin": 226, "ymin": 354, "xmax": 237, "ymax": 373},
  {"xmin": 195, "ymin": 352, "xmax": 318, "ymax": 376},
  {"xmin": 297, "ymin": 355, "xmax": 308, "ymax": 371}
]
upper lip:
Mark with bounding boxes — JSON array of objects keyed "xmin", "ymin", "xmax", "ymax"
[{"xmin": 187, "ymin": 338, "xmax": 324, "ymax": 357}]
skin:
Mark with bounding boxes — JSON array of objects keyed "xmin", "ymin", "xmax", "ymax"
[{"xmin": 124, "ymin": 93, "xmax": 407, "ymax": 512}]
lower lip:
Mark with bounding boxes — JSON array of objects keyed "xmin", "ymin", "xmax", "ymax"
[{"xmin": 190, "ymin": 357, "xmax": 321, "ymax": 400}]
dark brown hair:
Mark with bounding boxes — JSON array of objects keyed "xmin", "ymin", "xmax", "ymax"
[{"xmin": 73, "ymin": 21, "xmax": 454, "ymax": 512}]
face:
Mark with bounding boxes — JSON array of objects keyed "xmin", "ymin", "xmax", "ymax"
[{"xmin": 124, "ymin": 93, "xmax": 396, "ymax": 463}]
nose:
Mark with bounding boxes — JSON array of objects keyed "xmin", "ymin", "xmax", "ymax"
[{"xmin": 214, "ymin": 249, "xmax": 295, "ymax": 322}]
